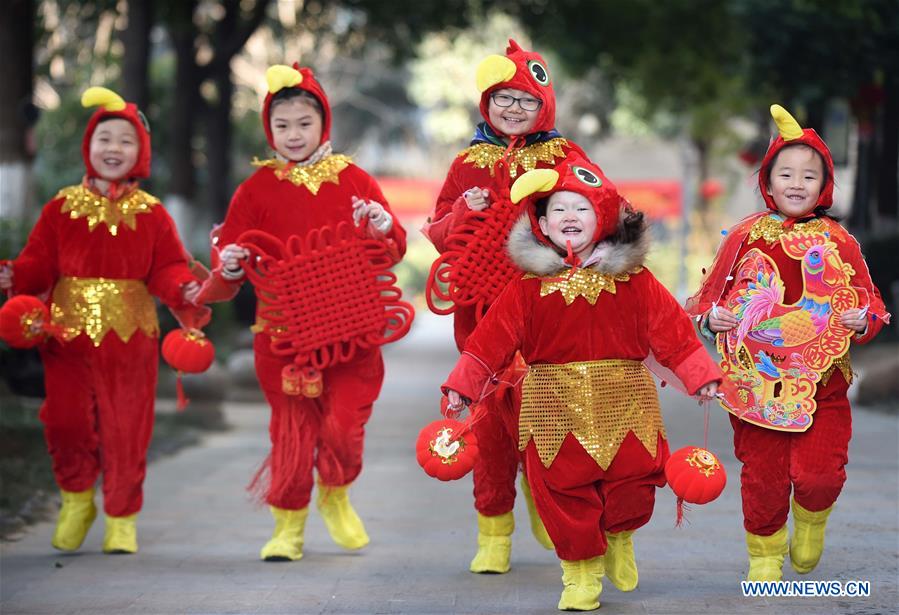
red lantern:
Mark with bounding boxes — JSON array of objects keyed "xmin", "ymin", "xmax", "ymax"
[
  {"xmin": 161, "ymin": 328, "xmax": 215, "ymax": 410},
  {"xmin": 700, "ymin": 179, "xmax": 724, "ymax": 201},
  {"xmin": 665, "ymin": 445, "xmax": 727, "ymax": 525},
  {"xmin": 0, "ymin": 295, "xmax": 61, "ymax": 348},
  {"xmin": 416, "ymin": 419, "xmax": 478, "ymax": 481}
]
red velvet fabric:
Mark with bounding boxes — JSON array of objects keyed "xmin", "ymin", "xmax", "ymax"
[
  {"xmin": 39, "ymin": 333, "xmax": 158, "ymax": 517},
  {"xmin": 252, "ymin": 335, "xmax": 383, "ymax": 509},
  {"xmin": 262, "ymin": 64, "xmax": 332, "ymax": 148},
  {"xmin": 525, "ymin": 432, "xmax": 669, "ymax": 561},
  {"xmin": 731, "ymin": 386, "xmax": 851, "ymax": 536},
  {"xmin": 82, "ymin": 103, "xmax": 152, "ymax": 180}
]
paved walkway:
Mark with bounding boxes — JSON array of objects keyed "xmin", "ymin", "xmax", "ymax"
[{"xmin": 1, "ymin": 314, "xmax": 897, "ymax": 614}]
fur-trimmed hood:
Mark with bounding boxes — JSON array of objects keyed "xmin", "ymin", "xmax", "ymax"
[{"xmin": 507, "ymin": 207, "xmax": 649, "ymax": 277}]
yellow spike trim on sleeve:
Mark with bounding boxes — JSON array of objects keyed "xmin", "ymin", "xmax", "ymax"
[
  {"xmin": 511, "ymin": 168, "xmax": 560, "ymax": 203},
  {"xmin": 475, "ymin": 55, "xmax": 517, "ymax": 93},
  {"xmin": 81, "ymin": 87, "xmax": 126, "ymax": 112},
  {"xmin": 266, "ymin": 65, "xmax": 303, "ymax": 94},
  {"xmin": 770, "ymin": 104, "xmax": 804, "ymax": 141}
]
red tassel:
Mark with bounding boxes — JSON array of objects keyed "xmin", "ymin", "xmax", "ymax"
[
  {"xmin": 176, "ymin": 371, "xmax": 189, "ymax": 411},
  {"xmin": 675, "ymin": 498, "xmax": 693, "ymax": 527}
]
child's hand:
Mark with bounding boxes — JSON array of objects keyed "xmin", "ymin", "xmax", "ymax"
[
  {"xmin": 707, "ymin": 306, "xmax": 738, "ymax": 332},
  {"xmin": 696, "ymin": 381, "xmax": 720, "ymax": 404},
  {"xmin": 182, "ymin": 281, "xmax": 201, "ymax": 305},
  {"xmin": 219, "ymin": 244, "xmax": 249, "ymax": 280},
  {"xmin": 0, "ymin": 264, "xmax": 13, "ymax": 291},
  {"xmin": 463, "ymin": 188, "xmax": 491, "ymax": 211},
  {"xmin": 444, "ymin": 389, "xmax": 468, "ymax": 418},
  {"xmin": 839, "ymin": 307, "xmax": 869, "ymax": 333},
  {"xmin": 352, "ymin": 196, "xmax": 393, "ymax": 235}
]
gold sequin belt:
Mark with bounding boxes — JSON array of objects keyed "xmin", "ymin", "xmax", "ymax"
[
  {"xmin": 519, "ymin": 359, "xmax": 666, "ymax": 470},
  {"xmin": 51, "ymin": 277, "xmax": 158, "ymax": 346}
]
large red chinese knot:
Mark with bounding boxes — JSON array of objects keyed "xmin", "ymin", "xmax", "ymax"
[
  {"xmin": 237, "ymin": 223, "xmax": 414, "ymax": 396},
  {"xmin": 416, "ymin": 419, "xmax": 479, "ymax": 481},
  {"xmin": 161, "ymin": 328, "xmax": 215, "ymax": 410},
  {"xmin": 0, "ymin": 295, "xmax": 61, "ymax": 348},
  {"xmin": 665, "ymin": 445, "xmax": 727, "ymax": 525}
]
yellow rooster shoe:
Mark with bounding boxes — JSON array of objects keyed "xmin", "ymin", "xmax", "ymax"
[
  {"xmin": 520, "ymin": 475, "xmax": 554, "ymax": 550},
  {"xmin": 316, "ymin": 483, "xmax": 369, "ymax": 550},
  {"xmin": 790, "ymin": 499, "xmax": 833, "ymax": 574},
  {"xmin": 102, "ymin": 514, "xmax": 138, "ymax": 554},
  {"xmin": 746, "ymin": 525, "xmax": 788, "ymax": 582},
  {"xmin": 260, "ymin": 506, "xmax": 308, "ymax": 561},
  {"xmin": 469, "ymin": 511, "xmax": 514, "ymax": 573},
  {"xmin": 51, "ymin": 488, "xmax": 97, "ymax": 552},
  {"xmin": 604, "ymin": 530, "xmax": 638, "ymax": 591},
  {"xmin": 558, "ymin": 556, "xmax": 604, "ymax": 611}
]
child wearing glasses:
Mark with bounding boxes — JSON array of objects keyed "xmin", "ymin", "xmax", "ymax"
[{"xmin": 422, "ymin": 39, "xmax": 595, "ymax": 576}]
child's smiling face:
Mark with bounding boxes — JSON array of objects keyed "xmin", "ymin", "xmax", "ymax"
[
  {"xmin": 89, "ymin": 119, "xmax": 139, "ymax": 182},
  {"xmin": 270, "ymin": 98, "xmax": 323, "ymax": 162},
  {"xmin": 766, "ymin": 145, "xmax": 825, "ymax": 218},
  {"xmin": 538, "ymin": 190, "xmax": 598, "ymax": 260},
  {"xmin": 487, "ymin": 87, "xmax": 541, "ymax": 136}
]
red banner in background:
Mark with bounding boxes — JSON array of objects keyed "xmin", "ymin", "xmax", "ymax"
[{"xmin": 376, "ymin": 177, "xmax": 683, "ymax": 223}]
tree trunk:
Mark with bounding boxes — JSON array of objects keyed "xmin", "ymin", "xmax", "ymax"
[
  {"xmin": 876, "ymin": 73, "xmax": 898, "ymax": 224},
  {"xmin": 121, "ymin": 0, "xmax": 153, "ymax": 111},
  {"xmin": 0, "ymin": 0, "xmax": 34, "ymax": 164},
  {"xmin": 206, "ymin": 67, "xmax": 234, "ymax": 221},
  {"xmin": 168, "ymin": 0, "xmax": 199, "ymax": 201}
]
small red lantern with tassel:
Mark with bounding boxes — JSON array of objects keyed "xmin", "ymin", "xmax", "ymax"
[
  {"xmin": 416, "ymin": 419, "xmax": 478, "ymax": 481},
  {"xmin": 0, "ymin": 295, "xmax": 64, "ymax": 348},
  {"xmin": 161, "ymin": 328, "xmax": 215, "ymax": 410},
  {"xmin": 665, "ymin": 445, "xmax": 727, "ymax": 525}
]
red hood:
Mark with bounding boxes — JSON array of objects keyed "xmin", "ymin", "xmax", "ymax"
[
  {"xmin": 82, "ymin": 100, "xmax": 152, "ymax": 180},
  {"xmin": 262, "ymin": 63, "xmax": 332, "ymax": 150}
]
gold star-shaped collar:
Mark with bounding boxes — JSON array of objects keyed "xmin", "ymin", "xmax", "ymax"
[
  {"xmin": 526, "ymin": 266, "xmax": 641, "ymax": 305},
  {"xmin": 459, "ymin": 138, "xmax": 568, "ymax": 178},
  {"xmin": 748, "ymin": 214, "xmax": 827, "ymax": 244},
  {"xmin": 57, "ymin": 185, "xmax": 157, "ymax": 236},
  {"xmin": 253, "ymin": 154, "xmax": 352, "ymax": 194}
]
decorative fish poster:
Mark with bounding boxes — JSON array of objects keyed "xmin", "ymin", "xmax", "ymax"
[{"xmin": 717, "ymin": 231, "xmax": 867, "ymax": 432}]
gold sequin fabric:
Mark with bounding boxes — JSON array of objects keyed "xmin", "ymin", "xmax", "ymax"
[
  {"xmin": 252, "ymin": 154, "xmax": 352, "ymax": 194},
  {"xmin": 57, "ymin": 185, "xmax": 158, "ymax": 236},
  {"xmin": 525, "ymin": 267, "xmax": 641, "ymax": 305},
  {"xmin": 748, "ymin": 215, "xmax": 827, "ymax": 244},
  {"xmin": 459, "ymin": 138, "xmax": 568, "ymax": 178},
  {"xmin": 51, "ymin": 277, "xmax": 158, "ymax": 346},
  {"xmin": 520, "ymin": 360, "xmax": 665, "ymax": 470},
  {"xmin": 820, "ymin": 353, "xmax": 853, "ymax": 387}
]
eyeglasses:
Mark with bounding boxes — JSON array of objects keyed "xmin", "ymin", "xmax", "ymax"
[{"xmin": 490, "ymin": 93, "xmax": 542, "ymax": 112}]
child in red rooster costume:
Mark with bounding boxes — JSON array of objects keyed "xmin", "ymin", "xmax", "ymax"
[
  {"xmin": 687, "ymin": 104, "xmax": 890, "ymax": 582},
  {"xmin": 198, "ymin": 64, "xmax": 406, "ymax": 562},
  {"xmin": 443, "ymin": 154, "xmax": 721, "ymax": 611},
  {"xmin": 422, "ymin": 39, "xmax": 593, "ymax": 574},
  {"xmin": 0, "ymin": 87, "xmax": 202, "ymax": 554}
]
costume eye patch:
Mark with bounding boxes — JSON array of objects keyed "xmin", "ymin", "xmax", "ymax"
[
  {"xmin": 528, "ymin": 60, "xmax": 550, "ymax": 86},
  {"xmin": 572, "ymin": 165, "xmax": 601, "ymax": 187}
]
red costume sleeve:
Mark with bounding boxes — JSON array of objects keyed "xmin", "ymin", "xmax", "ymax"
[
  {"xmin": 146, "ymin": 205, "xmax": 197, "ymax": 308},
  {"xmin": 443, "ymin": 279, "xmax": 527, "ymax": 401},
  {"xmin": 421, "ymin": 157, "xmax": 469, "ymax": 253},
  {"xmin": 352, "ymin": 168, "xmax": 407, "ymax": 263},
  {"xmin": 11, "ymin": 199, "xmax": 63, "ymax": 295},
  {"xmin": 198, "ymin": 179, "xmax": 258, "ymax": 303},
  {"xmin": 642, "ymin": 270, "xmax": 722, "ymax": 394}
]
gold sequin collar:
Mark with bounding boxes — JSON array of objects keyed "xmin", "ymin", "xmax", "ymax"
[
  {"xmin": 526, "ymin": 266, "xmax": 641, "ymax": 305},
  {"xmin": 459, "ymin": 138, "xmax": 568, "ymax": 178},
  {"xmin": 57, "ymin": 185, "xmax": 158, "ymax": 236},
  {"xmin": 748, "ymin": 214, "xmax": 828, "ymax": 244},
  {"xmin": 253, "ymin": 154, "xmax": 352, "ymax": 194}
]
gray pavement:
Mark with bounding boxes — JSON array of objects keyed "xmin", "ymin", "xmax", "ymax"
[{"xmin": 1, "ymin": 312, "xmax": 897, "ymax": 614}]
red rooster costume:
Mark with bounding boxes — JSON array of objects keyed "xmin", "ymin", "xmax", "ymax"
[
  {"xmin": 422, "ymin": 40, "xmax": 591, "ymax": 571},
  {"xmin": 444, "ymin": 156, "xmax": 721, "ymax": 609},
  {"xmin": 7, "ymin": 87, "xmax": 200, "ymax": 553},
  {"xmin": 199, "ymin": 64, "xmax": 407, "ymax": 560},
  {"xmin": 686, "ymin": 104, "xmax": 889, "ymax": 581}
]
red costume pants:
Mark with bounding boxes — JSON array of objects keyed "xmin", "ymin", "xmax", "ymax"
[
  {"xmin": 253, "ymin": 334, "xmax": 383, "ymax": 510},
  {"xmin": 472, "ymin": 384, "xmax": 521, "ymax": 516},
  {"xmin": 38, "ymin": 333, "xmax": 158, "ymax": 517},
  {"xmin": 731, "ymin": 392, "xmax": 851, "ymax": 536},
  {"xmin": 524, "ymin": 431, "xmax": 668, "ymax": 561}
]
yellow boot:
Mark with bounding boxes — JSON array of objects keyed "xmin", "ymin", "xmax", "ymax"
[
  {"xmin": 520, "ymin": 475, "xmax": 554, "ymax": 550},
  {"xmin": 52, "ymin": 488, "xmax": 97, "ymax": 552},
  {"xmin": 604, "ymin": 530, "xmax": 638, "ymax": 592},
  {"xmin": 790, "ymin": 499, "xmax": 833, "ymax": 574},
  {"xmin": 746, "ymin": 525, "xmax": 787, "ymax": 581},
  {"xmin": 102, "ymin": 514, "xmax": 138, "ymax": 554},
  {"xmin": 260, "ymin": 506, "xmax": 309, "ymax": 561},
  {"xmin": 316, "ymin": 483, "xmax": 369, "ymax": 550},
  {"xmin": 470, "ymin": 511, "xmax": 514, "ymax": 573},
  {"xmin": 558, "ymin": 556, "xmax": 604, "ymax": 611}
]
